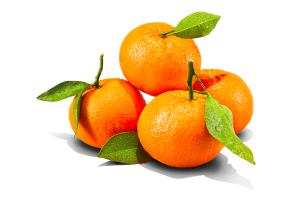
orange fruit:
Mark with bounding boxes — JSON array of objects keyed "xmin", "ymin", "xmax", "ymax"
[
  {"xmin": 119, "ymin": 22, "xmax": 202, "ymax": 96},
  {"xmin": 138, "ymin": 90, "xmax": 224, "ymax": 168},
  {"xmin": 69, "ymin": 78, "xmax": 146, "ymax": 148},
  {"xmin": 193, "ymin": 69, "xmax": 254, "ymax": 134}
]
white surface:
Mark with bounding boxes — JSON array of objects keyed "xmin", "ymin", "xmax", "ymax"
[{"xmin": 1, "ymin": 0, "xmax": 295, "ymax": 199}]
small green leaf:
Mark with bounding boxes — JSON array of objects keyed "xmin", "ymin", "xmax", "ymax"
[
  {"xmin": 168, "ymin": 12, "xmax": 220, "ymax": 39},
  {"xmin": 98, "ymin": 132, "xmax": 153, "ymax": 164},
  {"xmin": 74, "ymin": 84, "xmax": 90, "ymax": 134},
  {"xmin": 37, "ymin": 81, "xmax": 90, "ymax": 102},
  {"xmin": 205, "ymin": 93, "xmax": 255, "ymax": 165}
]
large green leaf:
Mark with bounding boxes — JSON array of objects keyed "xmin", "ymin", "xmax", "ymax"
[
  {"xmin": 168, "ymin": 12, "xmax": 220, "ymax": 39},
  {"xmin": 98, "ymin": 132, "xmax": 153, "ymax": 164},
  {"xmin": 204, "ymin": 93, "xmax": 255, "ymax": 165},
  {"xmin": 73, "ymin": 84, "xmax": 90, "ymax": 135},
  {"xmin": 37, "ymin": 81, "xmax": 89, "ymax": 102}
]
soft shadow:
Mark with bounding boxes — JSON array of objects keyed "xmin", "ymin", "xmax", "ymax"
[
  {"xmin": 50, "ymin": 130, "xmax": 254, "ymax": 189},
  {"xmin": 237, "ymin": 127, "xmax": 253, "ymax": 142},
  {"xmin": 98, "ymin": 161, "xmax": 127, "ymax": 167},
  {"xmin": 50, "ymin": 133, "xmax": 100, "ymax": 157},
  {"xmin": 141, "ymin": 153, "xmax": 254, "ymax": 190}
]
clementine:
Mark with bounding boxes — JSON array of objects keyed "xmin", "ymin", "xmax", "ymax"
[
  {"xmin": 193, "ymin": 69, "xmax": 254, "ymax": 134},
  {"xmin": 69, "ymin": 78, "xmax": 146, "ymax": 148},
  {"xmin": 119, "ymin": 22, "xmax": 201, "ymax": 96},
  {"xmin": 137, "ymin": 90, "xmax": 224, "ymax": 168}
]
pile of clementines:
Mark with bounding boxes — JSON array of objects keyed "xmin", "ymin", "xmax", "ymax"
[{"xmin": 37, "ymin": 12, "xmax": 255, "ymax": 168}]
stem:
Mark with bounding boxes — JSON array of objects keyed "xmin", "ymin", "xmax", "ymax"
[
  {"xmin": 158, "ymin": 29, "xmax": 174, "ymax": 38},
  {"xmin": 187, "ymin": 61, "xmax": 194, "ymax": 101},
  {"xmin": 194, "ymin": 72, "xmax": 207, "ymax": 91},
  {"xmin": 93, "ymin": 53, "xmax": 104, "ymax": 89},
  {"xmin": 193, "ymin": 90, "xmax": 208, "ymax": 95}
]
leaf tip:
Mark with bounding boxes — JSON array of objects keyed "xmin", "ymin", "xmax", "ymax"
[
  {"xmin": 36, "ymin": 93, "xmax": 43, "ymax": 100},
  {"xmin": 216, "ymin": 15, "xmax": 221, "ymax": 23},
  {"xmin": 97, "ymin": 151, "xmax": 104, "ymax": 159}
]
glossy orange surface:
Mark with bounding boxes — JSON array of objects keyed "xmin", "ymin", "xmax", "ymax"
[
  {"xmin": 69, "ymin": 78, "xmax": 146, "ymax": 148},
  {"xmin": 138, "ymin": 90, "xmax": 224, "ymax": 168},
  {"xmin": 119, "ymin": 22, "xmax": 201, "ymax": 96}
]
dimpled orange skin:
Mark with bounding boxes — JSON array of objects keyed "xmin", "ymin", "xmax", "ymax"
[
  {"xmin": 138, "ymin": 91, "xmax": 224, "ymax": 168},
  {"xmin": 193, "ymin": 69, "xmax": 254, "ymax": 134},
  {"xmin": 119, "ymin": 22, "xmax": 201, "ymax": 96},
  {"xmin": 69, "ymin": 78, "xmax": 146, "ymax": 148}
]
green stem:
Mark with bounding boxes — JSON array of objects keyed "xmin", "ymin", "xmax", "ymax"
[
  {"xmin": 158, "ymin": 29, "xmax": 174, "ymax": 38},
  {"xmin": 93, "ymin": 53, "xmax": 104, "ymax": 89},
  {"xmin": 193, "ymin": 90, "xmax": 208, "ymax": 95},
  {"xmin": 194, "ymin": 72, "xmax": 207, "ymax": 91},
  {"xmin": 187, "ymin": 61, "xmax": 194, "ymax": 101}
]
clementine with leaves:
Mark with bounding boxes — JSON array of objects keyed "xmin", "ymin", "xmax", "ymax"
[
  {"xmin": 137, "ymin": 62, "xmax": 255, "ymax": 168},
  {"xmin": 37, "ymin": 54, "xmax": 146, "ymax": 149}
]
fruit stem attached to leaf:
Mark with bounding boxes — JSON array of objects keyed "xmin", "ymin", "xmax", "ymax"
[
  {"xmin": 158, "ymin": 29, "xmax": 174, "ymax": 38},
  {"xmin": 194, "ymin": 72, "xmax": 206, "ymax": 91},
  {"xmin": 93, "ymin": 53, "xmax": 104, "ymax": 89},
  {"xmin": 193, "ymin": 90, "xmax": 208, "ymax": 95},
  {"xmin": 187, "ymin": 61, "xmax": 207, "ymax": 100}
]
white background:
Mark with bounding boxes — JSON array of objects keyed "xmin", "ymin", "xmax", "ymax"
[{"xmin": 1, "ymin": 0, "xmax": 295, "ymax": 199}]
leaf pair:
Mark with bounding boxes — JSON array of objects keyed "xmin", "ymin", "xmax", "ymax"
[
  {"xmin": 159, "ymin": 12, "xmax": 221, "ymax": 39},
  {"xmin": 37, "ymin": 81, "xmax": 91, "ymax": 134},
  {"xmin": 194, "ymin": 91, "xmax": 256, "ymax": 165}
]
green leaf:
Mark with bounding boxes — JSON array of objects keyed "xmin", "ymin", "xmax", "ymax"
[
  {"xmin": 74, "ymin": 84, "xmax": 90, "ymax": 134},
  {"xmin": 37, "ymin": 81, "xmax": 90, "ymax": 102},
  {"xmin": 98, "ymin": 132, "xmax": 153, "ymax": 164},
  {"xmin": 168, "ymin": 12, "xmax": 220, "ymax": 39},
  {"xmin": 204, "ymin": 93, "xmax": 256, "ymax": 165}
]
